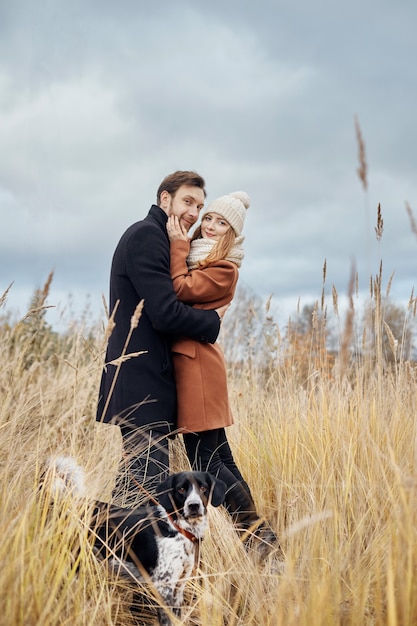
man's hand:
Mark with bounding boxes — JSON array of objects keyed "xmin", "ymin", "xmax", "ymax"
[
  {"xmin": 215, "ymin": 302, "xmax": 230, "ymax": 323},
  {"xmin": 167, "ymin": 215, "xmax": 189, "ymax": 242}
]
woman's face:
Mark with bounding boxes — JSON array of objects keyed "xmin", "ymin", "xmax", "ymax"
[{"xmin": 200, "ymin": 212, "xmax": 231, "ymax": 241}]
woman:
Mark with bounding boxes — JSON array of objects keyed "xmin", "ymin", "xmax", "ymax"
[{"xmin": 167, "ymin": 191, "xmax": 279, "ymax": 557}]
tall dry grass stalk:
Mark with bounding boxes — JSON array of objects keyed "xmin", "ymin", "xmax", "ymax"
[
  {"xmin": 406, "ymin": 202, "xmax": 417, "ymax": 240},
  {"xmin": 375, "ymin": 203, "xmax": 384, "ymax": 242},
  {"xmin": 98, "ymin": 299, "xmax": 145, "ymax": 423},
  {"xmin": 338, "ymin": 263, "xmax": 356, "ymax": 379},
  {"xmin": 355, "ymin": 115, "xmax": 368, "ymax": 192}
]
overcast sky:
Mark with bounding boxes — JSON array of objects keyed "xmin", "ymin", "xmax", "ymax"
[{"xmin": 1, "ymin": 0, "xmax": 416, "ymax": 330}]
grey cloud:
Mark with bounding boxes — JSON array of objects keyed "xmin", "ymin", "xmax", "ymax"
[{"xmin": 0, "ymin": 0, "xmax": 416, "ymax": 326}]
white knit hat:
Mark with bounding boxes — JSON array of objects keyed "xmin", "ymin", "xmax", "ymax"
[{"xmin": 202, "ymin": 191, "xmax": 250, "ymax": 236}]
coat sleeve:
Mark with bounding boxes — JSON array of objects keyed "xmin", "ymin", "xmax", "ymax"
[
  {"xmin": 170, "ymin": 240, "xmax": 237, "ymax": 304},
  {"xmin": 125, "ymin": 222, "xmax": 220, "ymax": 342}
]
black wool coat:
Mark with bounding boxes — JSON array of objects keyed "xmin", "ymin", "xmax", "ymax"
[{"xmin": 96, "ymin": 205, "xmax": 220, "ymax": 432}]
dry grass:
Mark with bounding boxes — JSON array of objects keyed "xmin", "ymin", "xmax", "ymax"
[{"xmin": 1, "ymin": 264, "xmax": 417, "ymax": 626}]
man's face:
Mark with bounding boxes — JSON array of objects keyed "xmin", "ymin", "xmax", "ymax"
[{"xmin": 160, "ymin": 185, "xmax": 205, "ymax": 232}]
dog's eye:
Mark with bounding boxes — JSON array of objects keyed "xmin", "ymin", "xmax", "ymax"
[
  {"xmin": 200, "ymin": 486, "xmax": 208, "ymax": 494},
  {"xmin": 177, "ymin": 487, "xmax": 186, "ymax": 494}
]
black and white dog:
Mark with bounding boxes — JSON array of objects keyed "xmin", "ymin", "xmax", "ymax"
[{"xmin": 43, "ymin": 456, "xmax": 226, "ymax": 626}]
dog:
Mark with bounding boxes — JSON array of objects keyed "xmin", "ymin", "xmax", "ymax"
[{"xmin": 43, "ymin": 456, "xmax": 226, "ymax": 626}]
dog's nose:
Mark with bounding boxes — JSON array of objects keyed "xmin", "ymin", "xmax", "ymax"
[{"xmin": 188, "ymin": 502, "xmax": 201, "ymax": 514}]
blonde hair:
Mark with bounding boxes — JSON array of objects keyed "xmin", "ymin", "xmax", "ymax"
[{"xmin": 190, "ymin": 225, "xmax": 236, "ymax": 267}]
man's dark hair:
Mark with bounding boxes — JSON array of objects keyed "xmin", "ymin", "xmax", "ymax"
[{"xmin": 156, "ymin": 171, "xmax": 206, "ymax": 205}]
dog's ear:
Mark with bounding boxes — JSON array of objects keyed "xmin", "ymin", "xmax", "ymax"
[
  {"xmin": 207, "ymin": 474, "xmax": 227, "ymax": 507},
  {"xmin": 155, "ymin": 474, "xmax": 176, "ymax": 512}
]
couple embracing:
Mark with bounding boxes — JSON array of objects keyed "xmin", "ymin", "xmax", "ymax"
[{"xmin": 97, "ymin": 170, "xmax": 277, "ymax": 553}]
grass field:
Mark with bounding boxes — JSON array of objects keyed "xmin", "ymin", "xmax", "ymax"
[{"xmin": 1, "ymin": 263, "xmax": 417, "ymax": 625}]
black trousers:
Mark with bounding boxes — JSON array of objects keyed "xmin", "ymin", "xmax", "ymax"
[
  {"xmin": 113, "ymin": 422, "xmax": 170, "ymax": 505},
  {"xmin": 183, "ymin": 428, "xmax": 260, "ymax": 528}
]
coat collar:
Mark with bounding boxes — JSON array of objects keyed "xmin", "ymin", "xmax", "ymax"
[{"xmin": 148, "ymin": 204, "xmax": 168, "ymax": 229}]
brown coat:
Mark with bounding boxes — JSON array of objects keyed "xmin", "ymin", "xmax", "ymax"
[{"xmin": 170, "ymin": 240, "xmax": 238, "ymax": 433}]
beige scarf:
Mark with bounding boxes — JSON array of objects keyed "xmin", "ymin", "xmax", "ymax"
[{"xmin": 187, "ymin": 236, "xmax": 245, "ymax": 270}]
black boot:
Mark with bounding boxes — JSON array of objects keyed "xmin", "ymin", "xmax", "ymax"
[{"xmin": 224, "ymin": 481, "xmax": 282, "ymax": 561}]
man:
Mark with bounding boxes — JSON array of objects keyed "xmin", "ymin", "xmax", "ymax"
[{"xmin": 97, "ymin": 171, "xmax": 227, "ymax": 501}]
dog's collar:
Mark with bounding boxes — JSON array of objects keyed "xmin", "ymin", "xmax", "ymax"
[{"xmin": 167, "ymin": 514, "xmax": 200, "ymax": 543}]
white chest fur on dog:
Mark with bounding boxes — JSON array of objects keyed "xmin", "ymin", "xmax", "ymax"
[
  {"xmin": 43, "ymin": 456, "xmax": 226, "ymax": 626},
  {"xmin": 152, "ymin": 532, "xmax": 196, "ymax": 608}
]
